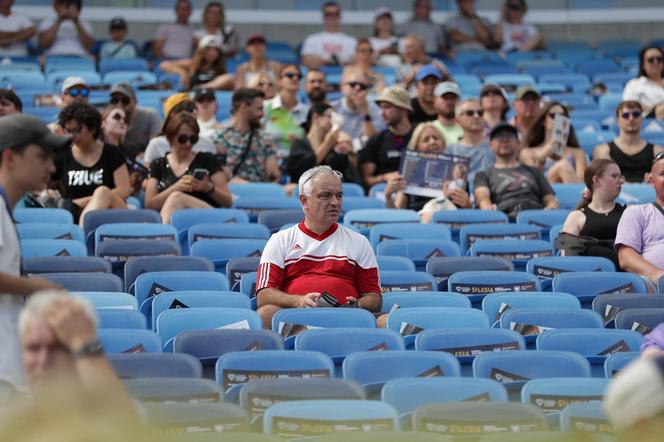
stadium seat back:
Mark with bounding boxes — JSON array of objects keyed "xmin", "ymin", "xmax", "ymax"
[
  {"xmin": 125, "ymin": 255, "xmax": 214, "ymax": 293},
  {"xmin": 482, "ymin": 292, "xmax": 581, "ymax": 326},
  {"xmin": 381, "ymin": 291, "xmax": 471, "ymax": 311},
  {"xmin": 592, "ymin": 293, "xmax": 664, "ymax": 327},
  {"xmin": 109, "ymin": 353, "xmax": 203, "ymax": 378},
  {"xmin": 16, "ymin": 223, "xmax": 84, "ymax": 243},
  {"xmin": 226, "ymin": 256, "xmax": 261, "ymax": 291},
  {"xmin": 40, "ymin": 272, "xmax": 123, "ymax": 292},
  {"xmin": 256, "ymin": 209, "xmax": 304, "ymax": 233},
  {"xmin": 552, "ymin": 271, "xmax": 649, "ymax": 296},
  {"xmin": 473, "ymin": 350, "xmax": 592, "ymax": 383},
  {"xmin": 426, "ymin": 256, "xmax": 513, "ymax": 291},
  {"xmin": 151, "ymin": 291, "xmax": 251, "ymax": 329},
  {"xmin": 23, "ymin": 256, "xmax": 111, "ymax": 275},
  {"xmin": 614, "ymin": 308, "xmax": 664, "ymax": 335},
  {"xmin": 559, "ymin": 402, "xmax": 610, "ymax": 433},
  {"xmin": 379, "ymin": 271, "xmax": 438, "ymax": 292},
  {"xmin": 96, "ymin": 308, "xmax": 146, "ymax": 329},
  {"xmin": 376, "ymin": 255, "xmax": 416, "ymax": 272},
  {"xmin": 98, "ymin": 329, "xmax": 163, "ymax": 353},
  {"xmin": 604, "ymin": 352, "xmax": 639, "ymax": 378},
  {"xmin": 459, "ymin": 223, "xmax": 541, "ymax": 255},
  {"xmin": 190, "ymin": 238, "xmax": 267, "ymax": 272},
  {"xmin": 20, "ymin": 239, "xmax": 87, "ymax": 259},
  {"xmin": 124, "ymin": 377, "xmax": 221, "ymax": 404},
  {"xmin": 377, "ymin": 239, "xmax": 460, "ymax": 271},
  {"xmin": 14, "ymin": 208, "xmax": 73, "ymax": 224},
  {"xmin": 369, "ymin": 223, "xmax": 451, "ymax": 249},
  {"xmin": 521, "ymin": 378, "xmax": 608, "ymax": 414},
  {"xmin": 72, "ymin": 291, "xmax": 138, "ymax": 310}
]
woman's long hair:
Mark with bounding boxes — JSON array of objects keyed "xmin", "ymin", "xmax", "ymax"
[
  {"xmin": 190, "ymin": 45, "xmax": 226, "ymax": 77},
  {"xmin": 303, "ymin": 101, "xmax": 333, "ymax": 134},
  {"xmin": 524, "ymin": 101, "xmax": 580, "ymax": 149},
  {"xmin": 575, "ymin": 158, "xmax": 619, "ymax": 210},
  {"xmin": 637, "ymin": 45, "xmax": 664, "ymax": 79}
]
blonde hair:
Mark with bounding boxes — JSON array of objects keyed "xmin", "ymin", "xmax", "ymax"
[{"xmin": 407, "ymin": 122, "xmax": 447, "ymax": 151}]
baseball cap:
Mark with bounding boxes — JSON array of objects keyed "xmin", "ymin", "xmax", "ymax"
[
  {"xmin": 604, "ymin": 355, "xmax": 664, "ymax": 431},
  {"xmin": 163, "ymin": 92, "xmax": 192, "ymax": 117},
  {"xmin": 489, "ymin": 122, "xmax": 519, "ymax": 140},
  {"xmin": 109, "ymin": 17, "xmax": 127, "ymax": 30},
  {"xmin": 198, "ymin": 35, "xmax": 222, "ymax": 50},
  {"xmin": 374, "ymin": 7, "xmax": 393, "ymax": 20},
  {"xmin": 374, "ymin": 85, "xmax": 413, "ymax": 112},
  {"xmin": 193, "ymin": 88, "xmax": 216, "ymax": 102},
  {"xmin": 480, "ymin": 83, "xmax": 509, "ymax": 101},
  {"xmin": 0, "ymin": 114, "xmax": 69, "ymax": 153},
  {"xmin": 415, "ymin": 64, "xmax": 442, "ymax": 82},
  {"xmin": 434, "ymin": 81, "xmax": 461, "ymax": 97},
  {"xmin": 246, "ymin": 34, "xmax": 266, "ymax": 46},
  {"xmin": 514, "ymin": 86, "xmax": 541, "ymax": 100},
  {"xmin": 110, "ymin": 82, "xmax": 135, "ymax": 100},
  {"xmin": 61, "ymin": 77, "xmax": 87, "ymax": 94}
]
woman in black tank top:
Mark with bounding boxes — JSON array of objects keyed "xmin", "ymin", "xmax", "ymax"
[
  {"xmin": 561, "ymin": 159, "xmax": 626, "ymax": 267},
  {"xmin": 607, "ymin": 140, "xmax": 655, "ymax": 183}
]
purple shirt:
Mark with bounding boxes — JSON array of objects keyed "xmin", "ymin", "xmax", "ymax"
[
  {"xmin": 642, "ymin": 323, "xmax": 664, "ymax": 352},
  {"xmin": 614, "ymin": 204, "xmax": 664, "ymax": 270}
]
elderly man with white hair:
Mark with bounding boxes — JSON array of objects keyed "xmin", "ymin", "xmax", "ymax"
[{"xmin": 255, "ymin": 166, "xmax": 382, "ymax": 328}]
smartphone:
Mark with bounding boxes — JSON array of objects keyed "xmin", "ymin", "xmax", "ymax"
[{"xmin": 192, "ymin": 168, "xmax": 209, "ymax": 180}]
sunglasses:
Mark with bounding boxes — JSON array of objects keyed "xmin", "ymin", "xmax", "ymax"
[
  {"xmin": 67, "ymin": 88, "xmax": 90, "ymax": 97},
  {"xmin": 110, "ymin": 96, "xmax": 131, "ymax": 105},
  {"xmin": 653, "ymin": 151, "xmax": 664, "ymax": 166},
  {"xmin": 462, "ymin": 109, "xmax": 484, "ymax": 117},
  {"xmin": 548, "ymin": 112, "xmax": 566, "ymax": 119},
  {"xmin": 646, "ymin": 56, "xmax": 663, "ymax": 64},
  {"xmin": 177, "ymin": 134, "xmax": 198, "ymax": 145},
  {"xmin": 347, "ymin": 81, "xmax": 369, "ymax": 91},
  {"xmin": 620, "ymin": 111, "xmax": 642, "ymax": 120},
  {"xmin": 111, "ymin": 112, "xmax": 128, "ymax": 123},
  {"xmin": 507, "ymin": 3, "xmax": 523, "ymax": 10},
  {"xmin": 283, "ymin": 72, "xmax": 302, "ymax": 80}
]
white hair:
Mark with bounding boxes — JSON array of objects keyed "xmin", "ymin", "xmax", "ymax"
[
  {"xmin": 18, "ymin": 290, "xmax": 97, "ymax": 338},
  {"xmin": 298, "ymin": 165, "xmax": 343, "ymax": 197}
]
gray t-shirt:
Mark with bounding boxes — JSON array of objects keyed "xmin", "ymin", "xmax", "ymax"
[
  {"xmin": 446, "ymin": 141, "xmax": 495, "ymax": 185},
  {"xmin": 474, "ymin": 164, "xmax": 554, "ymax": 220},
  {"xmin": 447, "ymin": 14, "xmax": 493, "ymax": 51},
  {"xmin": 397, "ymin": 19, "xmax": 447, "ymax": 53},
  {"xmin": 125, "ymin": 106, "xmax": 162, "ymax": 155}
]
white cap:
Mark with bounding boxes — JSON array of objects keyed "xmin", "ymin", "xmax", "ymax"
[
  {"xmin": 374, "ymin": 7, "xmax": 393, "ymax": 20},
  {"xmin": 198, "ymin": 34, "xmax": 222, "ymax": 49},
  {"xmin": 434, "ymin": 81, "xmax": 461, "ymax": 97},
  {"xmin": 61, "ymin": 76, "xmax": 87, "ymax": 93},
  {"xmin": 604, "ymin": 355, "xmax": 664, "ymax": 431}
]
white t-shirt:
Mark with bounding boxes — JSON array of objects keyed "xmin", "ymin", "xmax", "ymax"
[
  {"xmin": 300, "ymin": 31, "xmax": 357, "ymax": 64},
  {"xmin": 0, "ymin": 13, "xmax": 34, "ymax": 57},
  {"xmin": 0, "ymin": 196, "xmax": 25, "ymax": 390},
  {"xmin": 38, "ymin": 18, "xmax": 94, "ymax": 57},
  {"xmin": 623, "ymin": 76, "xmax": 664, "ymax": 108},
  {"xmin": 197, "ymin": 117, "xmax": 219, "ymax": 139},
  {"xmin": 500, "ymin": 22, "xmax": 539, "ymax": 52},
  {"xmin": 155, "ymin": 23, "xmax": 193, "ymax": 59},
  {"xmin": 369, "ymin": 36, "xmax": 398, "ymax": 54},
  {"xmin": 144, "ymin": 135, "xmax": 217, "ymax": 166}
]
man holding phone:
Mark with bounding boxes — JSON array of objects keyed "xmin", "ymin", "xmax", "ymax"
[{"xmin": 256, "ymin": 166, "xmax": 382, "ymax": 328}]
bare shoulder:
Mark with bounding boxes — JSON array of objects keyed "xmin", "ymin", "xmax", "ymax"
[{"xmin": 592, "ymin": 143, "xmax": 610, "ymax": 159}]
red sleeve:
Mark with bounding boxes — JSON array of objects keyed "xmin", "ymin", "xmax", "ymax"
[
  {"xmin": 357, "ymin": 267, "xmax": 381, "ymax": 295},
  {"xmin": 257, "ymin": 262, "xmax": 285, "ymax": 293}
]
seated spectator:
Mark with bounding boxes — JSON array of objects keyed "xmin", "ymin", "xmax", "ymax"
[
  {"xmin": 623, "ymin": 45, "xmax": 664, "ymax": 111},
  {"xmin": 100, "ymin": 106, "xmax": 146, "ymax": 198},
  {"xmin": 593, "ymin": 100, "xmax": 664, "ymax": 183},
  {"xmin": 144, "ymin": 96, "xmax": 216, "ymax": 165},
  {"xmin": 447, "ymin": 99, "xmax": 495, "ymax": 184},
  {"xmin": 19, "ymin": 291, "xmax": 135, "ymax": 412},
  {"xmin": 511, "ymin": 86, "xmax": 541, "ymax": 137},
  {"xmin": 494, "ymin": 0, "xmax": 542, "ymax": 53},
  {"xmin": 159, "ymin": 35, "xmax": 234, "ymax": 91},
  {"xmin": 395, "ymin": 35, "xmax": 448, "ymax": 92},
  {"xmin": 300, "ymin": 1, "xmax": 357, "ymax": 69},
  {"xmin": 286, "ymin": 102, "xmax": 358, "ymax": 184},
  {"xmin": 304, "ymin": 69, "xmax": 328, "ymax": 104},
  {"xmin": 447, "ymin": 0, "xmax": 495, "ymax": 52},
  {"xmin": 475, "ymin": 123, "xmax": 558, "ymax": 221},
  {"xmin": 349, "ymin": 38, "xmax": 385, "ymax": 95},
  {"xmin": 359, "ymin": 86, "xmax": 413, "ymax": 188},
  {"xmin": 560, "ymin": 159, "xmax": 625, "ymax": 267},
  {"xmin": 0, "ymin": 0, "xmax": 36, "ymax": 57},
  {"xmin": 410, "ymin": 65, "xmax": 442, "ymax": 126},
  {"xmin": 210, "ymin": 88, "xmax": 281, "ymax": 183},
  {"xmin": 332, "ymin": 67, "xmax": 385, "ymax": 147},
  {"xmin": 432, "ymin": 81, "xmax": 464, "ymax": 146},
  {"xmin": 0, "ymin": 89, "xmax": 22, "ymax": 117},
  {"xmin": 369, "ymin": 7, "xmax": 400, "ymax": 66},
  {"xmin": 263, "ymin": 64, "xmax": 308, "ymax": 156},
  {"xmin": 48, "ymin": 77, "xmax": 90, "ymax": 135},
  {"xmin": 53, "ymin": 103, "xmax": 131, "ymax": 226},
  {"xmin": 152, "ymin": 0, "xmax": 193, "ymax": 60},
  {"xmin": 247, "ymin": 72, "xmax": 277, "ymax": 101},
  {"xmin": 604, "ymin": 353, "xmax": 664, "ymax": 441},
  {"xmin": 234, "ymin": 34, "xmax": 281, "ymax": 89},
  {"xmin": 256, "ymin": 165, "xmax": 381, "ymax": 328},
  {"xmin": 193, "ymin": 88, "xmax": 219, "ymax": 138},
  {"xmin": 615, "ymin": 151, "xmax": 664, "ymax": 283},
  {"xmin": 521, "ymin": 101, "xmax": 586, "ymax": 183},
  {"xmin": 386, "ymin": 122, "xmax": 472, "ymax": 212},
  {"xmin": 641, "ymin": 324, "xmax": 664, "ymax": 358},
  {"xmin": 145, "ymin": 113, "xmax": 231, "ymax": 223},
  {"xmin": 99, "ymin": 17, "xmax": 137, "ymax": 60},
  {"xmin": 480, "ymin": 83, "xmax": 509, "ymax": 131},
  {"xmin": 38, "ymin": 0, "xmax": 94, "ymax": 57},
  {"xmin": 193, "ymin": 1, "xmax": 239, "ymax": 58},
  {"xmin": 397, "ymin": 0, "xmax": 450, "ymax": 56},
  {"xmin": 108, "ymin": 83, "xmax": 161, "ymax": 157}
]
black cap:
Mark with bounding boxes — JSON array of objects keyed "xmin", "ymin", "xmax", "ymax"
[
  {"xmin": 489, "ymin": 122, "xmax": 519, "ymax": 140},
  {"xmin": 109, "ymin": 17, "xmax": 127, "ymax": 30},
  {"xmin": 0, "ymin": 114, "xmax": 69, "ymax": 152},
  {"xmin": 193, "ymin": 88, "xmax": 215, "ymax": 102}
]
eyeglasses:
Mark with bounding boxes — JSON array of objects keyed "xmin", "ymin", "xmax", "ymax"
[
  {"xmin": 346, "ymin": 81, "xmax": 369, "ymax": 90},
  {"xmin": 620, "ymin": 111, "xmax": 642, "ymax": 120},
  {"xmin": 67, "ymin": 88, "xmax": 90, "ymax": 98},
  {"xmin": 646, "ymin": 56, "xmax": 664, "ymax": 64},
  {"xmin": 462, "ymin": 109, "xmax": 484, "ymax": 117},
  {"xmin": 283, "ymin": 72, "xmax": 302, "ymax": 80},
  {"xmin": 111, "ymin": 112, "xmax": 128, "ymax": 123},
  {"xmin": 603, "ymin": 173, "xmax": 626, "ymax": 182},
  {"xmin": 176, "ymin": 134, "xmax": 198, "ymax": 145},
  {"xmin": 358, "ymin": 47, "xmax": 373, "ymax": 53},
  {"xmin": 110, "ymin": 96, "xmax": 131, "ymax": 105}
]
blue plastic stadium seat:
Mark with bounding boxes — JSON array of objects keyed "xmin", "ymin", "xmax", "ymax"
[
  {"xmin": 560, "ymin": 402, "xmax": 611, "ymax": 433},
  {"xmin": 447, "ymin": 271, "xmax": 541, "ymax": 305},
  {"xmin": 102, "ymin": 71, "xmax": 157, "ymax": 85},
  {"xmin": 516, "ymin": 209, "xmax": 572, "ymax": 233},
  {"xmin": 16, "ymin": 223, "xmax": 84, "ymax": 243},
  {"xmin": 188, "ymin": 223, "xmax": 270, "ymax": 249},
  {"xmin": 83, "ymin": 208, "xmax": 161, "ymax": 253},
  {"xmin": 190, "ymin": 239, "xmax": 267, "ymax": 271},
  {"xmin": 226, "ymin": 256, "xmax": 260, "ymax": 291},
  {"xmin": 233, "ymin": 197, "xmax": 301, "ymax": 222},
  {"xmin": 469, "ymin": 240, "xmax": 553, "ymax": 271},
  {"xmin": 521, "ymin": 378, "xmax": 608, "ymax": 414},
  {"xmin": 526, "ymin": 256, "xmax": 615, "ymax": 291},
  {"xmin": 339, "ymin": 197, "xmax": 386, "ymax": 214},
  {"xmin": 459, "ymin": 223, "xmax": 541, "ymax": 255},
  {"xmin": 381, "ymin": 291, "xmax": 471, "ymax": 311},
  {"xmin": 343, "ymin": 209, "xmax": 419, "ymax": 233},
  {"xmin": 124, "ymin": 255, "xmax": 213, "ymax": 293},
  {"xmin": 256, "ymin": 209, "xmax": 304, "ymax": 233},
  {"xmin": 426, "ymin": 256, "xmax": 513, "ymax": 292},
  {"xmin": 370, "ymin": 223, "xmax": 451, "ymax": 249},
  {"xmin": 482, "ymin": 292, "xmax": 581, "ymax": 326},
  {"xmin": 98, "ymin": 329, "xmax": 162, "ymax": 353},
  {"xmin": 617, "ymin": 183, "xmax": 656, "ymax": 205},
  {"xmin": 72, "ymin": 291, "xmax": 138, "ymax": 310},
  {"xmin": 604, "ymin": 352, "xmax": 639, "ymax": 378},
  {"xmin": 377, "ymin": 239, "xmax": 460, "ymax": 271},
  {"xmin": 432, "ymin": 209, "xmax": 508, "ymax": 242},
  {"xmin": 228, "ymin": 182, "xmax": 286, "ymax": 199},
  {"xmin": 20, "ymin": 239, "xmax": 87, "ymax": 259},
  {"xmin": 96, "ymin": 239, "xmax": 181, "ymax": 280},
  {"xmin": 23, "ymin": 256, "xmax": 111, "ymax": 275},
  {"xmin": 39, "ymin": 272, "xmax": 123, "ymax": 292},
  {"xmin": 539, "ymin": 73, "xmax": 591, "ymax": 92},
  {"xmin": 143, "ymin": 402, "xmax": 247, "ymax": 432},
  {"xmin": 500, "ymin": 308, "xmax": 604, "ymax": 347},
  {"xmin": 592, "ymin": 293, "xmax": 664, "ymax": 327},
  {"xmin": 151, "ymin": 291, "xmax": 250, "ymax": 328},
  {"xmin": 94, "ymin": 223, "xmax": 177, "ymax": 254},
  {"xmin": 123, "ymin": 377, "xmax": 221, "ymax": 404},
  {"xmin": 379, "ymin": 271, "xmax": 438, "ymax": 293},
  {"xmin": 109, "ymin": 353, "xmax": 202, "ymax": 379},
  {"xmin": 376, "ymin": 256, "xmax": 416, "ymax": 272},
  {"xmin": 96, "ymin": 308, "xmax": 147, "ymax": 329},
  {"xmin": 614, "ymin": 308, "xmax": 664, "ymax": 335},
  {"xmin": 551, "ymin": 183, "xmax": 586, "ymax": 209},
  {"xmin": 552, "ymin": 271, "xmax": 649, "ymax": 306},
  {"xmin": 171, "ymin": 208, "xmax": 249, "ymax": 252},
  {"xmin": 99, "ymin": 57, "xmax": 149, "ymax": 75},
  {"xmin": 484, "ymin": 74, "xmax": 535, "ymax": 89}
]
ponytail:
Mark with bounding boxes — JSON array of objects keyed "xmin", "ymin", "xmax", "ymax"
[{"xmin": 574, "ymin": 159, "xmax": 618, "ymax": 211}]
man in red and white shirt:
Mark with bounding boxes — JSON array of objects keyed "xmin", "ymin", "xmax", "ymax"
[{"xmin": 256, "ymin": 166, "xmax": 381, "ymax": 328}]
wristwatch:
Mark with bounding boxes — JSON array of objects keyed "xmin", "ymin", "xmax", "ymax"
[
  {"xmin": 363, "ymin": 114, "xmax": 372, "ymax": 122},
  {"xmin": 74, "ymin": 339, "xmax": 104, "ymax": 358}
]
